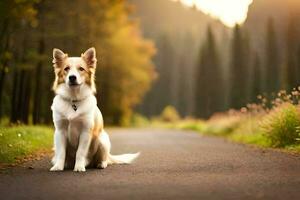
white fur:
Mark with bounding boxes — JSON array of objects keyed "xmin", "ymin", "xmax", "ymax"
[{"xmin": 50, "ymin": 49, "xmax": 139, "ymax": 172}]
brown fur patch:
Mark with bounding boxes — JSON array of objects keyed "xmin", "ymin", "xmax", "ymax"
[
  {"xmin": 52, "ymin": 61, "xmax": 68, "ymax": 91},
  {"xmin": 52, "ymin": 50, "xmax": 68, "ymax": 91},
  {"xmin": 81, "ymin": 48, "xmax": 97, "ymax": 93},
  {"xmin": 90, "ymin": 113, "xmax": 103, "ymax": 137},
  {"xmin": 85, "ymin": 68, "xmax": 96, "ymax": 93}
]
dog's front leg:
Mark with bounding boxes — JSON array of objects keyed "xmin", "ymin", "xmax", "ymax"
[
  {"xmin": 50, "ymin": 129, "xmax": 67, "ymax": 171},
  {"xmin": 74, "ymin": 130, "xmax": 91, "ymax": 172}
]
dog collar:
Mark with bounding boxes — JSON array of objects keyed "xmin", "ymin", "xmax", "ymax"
[{"xmin": 59, "ymin": 96, "xmax": 88, "ymax": 112}]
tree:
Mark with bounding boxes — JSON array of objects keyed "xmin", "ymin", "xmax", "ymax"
[
  {"xmin": 195, "ymin": 25, "xmax": 223, "ymax": 118},
  {"xmin": 265, "ymin": 18, "xmax": 280, "ymax": 93},
  {"xmin": 251, "ymin": 52, "xmax": 262, "ymax": 101},
  {"xmin": 229, "ymin": 25, "xmax": 250, "ymax": 109},
  {"xmin": 51, "ymin": 0, "xmax": 156, "ymax": 125},
  {"xmin": 0, "ymin": 0, "xmax": 38, "ymax": 120},
  {"xmin": 177, "ymin": 32, "xmax": 197, "ymax": 117},
  {"xmin": 285, "ymin": 14, "xmax": 300, "ymax": 90}
]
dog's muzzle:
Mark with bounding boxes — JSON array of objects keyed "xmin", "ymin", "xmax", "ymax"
[{"xmin": 68, "ymin": 75, "xmax": 79, "ymax": 86}]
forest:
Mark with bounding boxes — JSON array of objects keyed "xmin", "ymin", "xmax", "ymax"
[
  {"xmin": 0, "ymin": 0, "xmax": 155, "ymax": 125},
  {"xmin": 1, "ymin": 0, "xmax": 300, "ymax": 125},
  {"xmin": 135, "ymin": 0, "xmax": 300, "ymax": 119}
]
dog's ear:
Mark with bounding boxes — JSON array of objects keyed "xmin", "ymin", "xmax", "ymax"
[
  {"xmin": 82, "ymin": 47, "xmax": 97, "ymax": 68},
  {"xmin": 53, "ymin": 48, "xmax": 67, "ymax": 66}
]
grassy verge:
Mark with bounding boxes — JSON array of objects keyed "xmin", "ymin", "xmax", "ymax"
[
  {"xmin": 155, "ymin": 104, "xmax": 300, "ymax": 153},
  {"xmin": 0, "ymin": 126, "xmax": 53, "ymax": 166}
]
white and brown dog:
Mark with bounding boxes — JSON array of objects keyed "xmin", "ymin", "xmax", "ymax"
[{"xmin": 50, "ymin": 47, "xmax": 139, "ymax": 172}]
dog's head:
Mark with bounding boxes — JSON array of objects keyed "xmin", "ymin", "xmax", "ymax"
[{"xmin": 52, "ymin": 48, "xmax": 97, "ymax": 93}]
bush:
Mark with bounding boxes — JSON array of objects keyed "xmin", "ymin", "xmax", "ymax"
[
  {"xmin": 130, "ymin": 113, "xmax": 149, "ymax": 127},
  {"xmin": 261, "ymin": 103, "xmax": 300, "ymax": 147},
  {"xmin": 160, "ymin": 106, "xmax": 180, "ymax": 122},
  {"xmin": 203, "ymin": 115, "xmax": 244, "ymax": 136}
]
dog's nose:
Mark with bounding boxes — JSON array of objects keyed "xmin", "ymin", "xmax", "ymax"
[{"xmin": 69, "ymin": 75, "xmax": 77, "ymax": 83}]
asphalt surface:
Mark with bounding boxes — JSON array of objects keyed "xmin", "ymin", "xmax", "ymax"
[{"xmin": 0, "ymin": 128, "xmax": 300, "ymax": 200}]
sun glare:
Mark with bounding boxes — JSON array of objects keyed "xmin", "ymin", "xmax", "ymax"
[{"xmin": 173, "ymin": 0, "xmax": 253, "ymax": 27}]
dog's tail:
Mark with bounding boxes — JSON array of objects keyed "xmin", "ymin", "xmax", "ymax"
[{"xmin": 108, "ymin": 152, "xmax": 140, "ymax": 164}]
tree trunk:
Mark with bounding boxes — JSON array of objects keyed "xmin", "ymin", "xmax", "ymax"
[
  {"xmin": 0, "ymin": 65, "xmax": 6, "ymax": 119},
  {"xmin": 22, "ymin": 71, "xmax": 31, "ymax": 124},
  {"xmin": 33, "ymin": 38, "xmax": 45, "ymax": 124},
  {"xmin": 17, "ymin": 69, "xmax": 26, "ymax": 123},
  {"xmin": 10, "ymin": 70, "xmax": 20, "ymax": 123},
  {"xmin": 0, "ymin": 21, "xmax": 10, "ymax": 119}
]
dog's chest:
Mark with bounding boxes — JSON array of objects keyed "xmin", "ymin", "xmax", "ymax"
[{"xmin": 67, "ymin": 119, "xmax": 87, "ymax": 148}]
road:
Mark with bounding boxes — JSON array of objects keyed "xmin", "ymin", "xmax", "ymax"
[{"xmin": 0, "ymin": 128, "xmax": 300, "ymax": 200}]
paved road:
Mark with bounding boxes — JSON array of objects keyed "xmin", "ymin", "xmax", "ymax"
[{"xmin": 0, "ymin": 129, "xmax": 300, "ymax": 200}]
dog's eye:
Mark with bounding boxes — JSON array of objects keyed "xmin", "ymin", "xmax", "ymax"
[
  {"xmin": 79, "ymin": 67, "xmax": 85, "ymax": 71},
  {"xmin": 64, "ymin": 67, "xmax": 70, "ymax": 71}
]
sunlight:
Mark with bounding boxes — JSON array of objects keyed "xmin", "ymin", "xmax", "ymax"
[{"xmin": 172, "ymin": 0, "xmax": 253, "ymax": 27}]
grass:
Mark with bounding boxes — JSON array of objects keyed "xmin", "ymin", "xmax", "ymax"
[
  {"xmin": 261, "ymin": 103, "xmax": 300, "ymax": 147},
  {"xmin": 0, "ymin": 125, "xmax": 53, "ymax": 165},
  {"xmin": 165, "ymin": 114, "xmax": 300, "ymax": 152},
  {"xmin": 167, "ymin": 104, "xmax": 300, "ymax": 152},
  {"xmin": 155, "ymin": 92, "xmax": 300, "ymax": 153}
]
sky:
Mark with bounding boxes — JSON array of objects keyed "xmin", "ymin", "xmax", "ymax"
[{"xmin": 172, "ymin": 0, "xmax": 254, "ymax": 27}]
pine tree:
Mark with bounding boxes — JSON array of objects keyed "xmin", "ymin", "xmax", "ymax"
[
  {"xmin": 177, "ymin": 32, "xmax": 196, "ymax": 117},
  {"xmin": 265, "ymin": 18, "xmax": 280, "ymax": 93},
  {"xmin": 195, "ymin": 26, "xmax": 223, "ymax": 118},
  {"xmin": 229, "ymin": 25, "xmax": 249, "ymax": 109},
  {"xmin": 285, "ymin": 14, "xmax": 300, "ymax": 90},
  {"xmin": 177, "ymin": 54, "xmax": 188, "ymax": 116},
  {"xmin": 251, "ymin": 52, "xmax": 262, "ymax": 101}
]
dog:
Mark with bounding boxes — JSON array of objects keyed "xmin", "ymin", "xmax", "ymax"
[{"xmin": 50, "ymin": 47, "xmax": 140, "ymax": 172}]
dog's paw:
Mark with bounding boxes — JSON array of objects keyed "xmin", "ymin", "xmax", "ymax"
[
  {"xmin": 50, "ymin": 164, "xmax": 64, "ymax": 171},
  {"xmin": 97, "ymin": 161, "xmax": 108, "ymax": 169},
  {"xmin": 74, "ymin": 164, "xmax": 86, "ymax": 172}
]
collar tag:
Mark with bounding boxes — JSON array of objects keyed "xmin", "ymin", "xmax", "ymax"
[{"xmin": 72, "ymin": 104, "xmax": 77, "ymax": 111}]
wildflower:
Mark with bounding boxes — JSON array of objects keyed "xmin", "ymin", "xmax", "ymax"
[
  {"xmin": 241, "ymin": 107, "xmax": 247, "ymax": 113},
  {"xmin": 292, "ymin": 91, "xmax": 297, "ymax": 95},
  {"xmin": 262, "ymin": 98, "xmax": 267, "ymax": 103}
]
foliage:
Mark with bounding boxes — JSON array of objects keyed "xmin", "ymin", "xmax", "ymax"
[
  {"xmin": 130, "ymin": 113, "xmax": 150, "ymax": 127},
  {"xmin": 195, "ymin": 26, "xmax": 224, "ymax": 118},
  {"xmin": 178, "ymin": 120, "xmax": 205, "ymax": 132},
  {"xmin": 0, "ymin": 125, "xmax": 53, "ymax": 164},
  {"xmin": 159, "ymin": 106, "xmax": 180, "ymax": 122},
  {"xmin": 229, "ymin": 25, "xmax": 250, "ymax": 109},
  {"xmin": 204, "ymin": 114, "xmax": 243, "ymax": 136},
  {"xmin": 175, "ymin": 88, "xmax": 300, "ymax": 152},
  {"xmin": 261, "ymin": 103, "xmax": 300, "ymax": 147},
  {"xmin": 0, "ymin": 0, "xmax": 155, "ymax": 126},
  {"xmin": 79, "ymin": 0, "xmax": 156, "ymax": 125}
]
